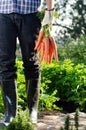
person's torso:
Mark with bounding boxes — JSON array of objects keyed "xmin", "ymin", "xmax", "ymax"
[{"xmin": 0, "ymin": 0, "xmax": 41, "ymax": 14}]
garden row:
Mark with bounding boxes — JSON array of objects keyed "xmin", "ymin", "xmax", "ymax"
[{"xmin": 0, "ymin": 35, "xmax": 86, "ymax": 113}]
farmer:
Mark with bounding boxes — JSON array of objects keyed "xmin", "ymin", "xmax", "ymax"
[{"xmin": 0, "ymin": 0, "xmax": 54, "ymax": 127}]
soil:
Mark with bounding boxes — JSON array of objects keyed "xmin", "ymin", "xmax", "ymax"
[{"xmin": 35, "ymin": 110, "xmax": 86, "ymax": 130}]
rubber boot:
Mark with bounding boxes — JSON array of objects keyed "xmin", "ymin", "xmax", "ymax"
[
  {"xmin": 26, "ymin": 79, "xmax": 40, "ymax": 124},
  {"xmin": 0, "ymin": 80, "xmax": 17, "ymax": 127}
]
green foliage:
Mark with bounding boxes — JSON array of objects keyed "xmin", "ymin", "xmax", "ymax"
[
  {"xmin": 39, "ymin": 88, "xmax": 60, "ymax": 111},
  {"xmin": 16, "ymin": 58, "xmax": 62, "ymax": 111},
  {"xmin": 58, "ymin": 35, "xmax": 86, "ymax": 64},
  {"xmin": 41, "ymin": 59, "xmax": 86, "ymax": 111},
  {"xmin": 3, "ymin": 109, "xmax": 34, "ymax": 130},
  {"xmin": 74, "ymin": 109, "xmax": 79, "ymax": 130},
  {"xmin": 60, "ymin": 127, "xmax": 64, "ymax": 130},
  {"xmin": 64, "ymin": 115, "xmax": 70, "ymax": 130},
  {"xmin": 37, "ymin": 10, "xmax": 45, "ymax": 21},
  {"xmin": 0, "ymin": 87, "xmax": 4, "ymax": 113},
  {"xmin": 54, "ymin": 0, "xmax": 86, "ymax": 39},
  {"xmin": 60, "ymin": 110, "xmax": 82, "ymax": 130},
  {"xmin": 9, "ymin": 54, "xmax": 86, "ymax": 111},
  {"xmin": 16, "ymin": 58, "xmax": 27, "ymax": 111}
]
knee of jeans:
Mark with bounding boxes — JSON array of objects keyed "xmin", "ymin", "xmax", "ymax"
[
  {"xmin": 23, "ymin": 62, "xmax": 41, "ymax": 79},
  {"xmin": 0, "ymin": 57, "xmax": 17, "ymax": 78}
]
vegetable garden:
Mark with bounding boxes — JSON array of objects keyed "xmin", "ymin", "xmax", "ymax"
[{"xmin": 0, "ymin": 35, "xmax": 86, "ymax": 130}]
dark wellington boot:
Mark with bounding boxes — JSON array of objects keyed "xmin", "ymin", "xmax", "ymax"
[
  {"xmin": 0, "ymin": 80, "xmax": 17, "ymax": 127},
  {"xmin": 26, "ymin": 79, "xmax": 40, "ymax": 124}
]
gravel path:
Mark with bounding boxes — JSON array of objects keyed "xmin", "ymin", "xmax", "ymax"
[{"xmin": 35, "ymin": 111, "xmax": 86, "ymax": 130}]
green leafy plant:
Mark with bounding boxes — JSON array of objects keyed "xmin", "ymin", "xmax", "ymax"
[
  {"xmin": 64, "ymin": 115, "xmax": 70, "ymax": 130},
  {"xmin": 58, "ymin": 35, "xmax": 86, "ymax": 64},
  {"xmin": 39, "ymin": 89, "xmax": 60, "ymax": 111},
  {"xmin": 74, "ymin": 109, "xmax": 79, "ymax": 130},
  {"xmin": 16, "ymin": 58, "xmax": 26, "ymax": 111},
  {"xmin": 60, "ymin": 110, "xmax": 82, "ymax": 130},
  {"xmin": 15, "ymin": 58, "xmax": 86, "ymax": 111},
  {"xmin": 0, "ymin": 87, "xmax": 4, "ymax": 113},
  {"xmin": 3, "ymin": 109, "xmax": 34, "ymax": 130},
  {"xmin": 41, "ymin": 59, "xmax": 86, "ymax": 111}
]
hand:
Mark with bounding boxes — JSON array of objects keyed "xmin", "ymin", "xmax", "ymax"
[{"xmin": 41, "ymin": 9, "xmax": 54, "ymax": 27}]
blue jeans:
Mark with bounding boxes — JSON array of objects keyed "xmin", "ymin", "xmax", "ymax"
[{"xmin": 0, "ymin": 13, "xmax": 41, "ymax": 81}]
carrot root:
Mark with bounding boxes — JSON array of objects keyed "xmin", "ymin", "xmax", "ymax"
[{"xmin": 34, "ymin": 31, "xmax": 44, "ymax": 51}]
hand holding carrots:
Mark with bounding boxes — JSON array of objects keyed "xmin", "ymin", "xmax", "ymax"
[{"xmin": 34, "ymin": 26, "xmax": 58, "ymax": 64}]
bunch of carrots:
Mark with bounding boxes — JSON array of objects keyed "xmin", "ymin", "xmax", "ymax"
[{"xmin": 34, "ymin": 25, "xmax": 58, "ymax": 64}]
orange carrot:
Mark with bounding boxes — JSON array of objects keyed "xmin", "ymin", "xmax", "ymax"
[
  {"xmin": 40, "ymin": 42, "xmax": 45, "ymax": 63},
  {"xmin": 36, "ymin": 42, "xmax": 41, "ymax": 52},
  {"xmin": 43, "ymin": 37, "xmax": 50, "ymax": 64},
  {"xmin": 48, "ymin": 40, "xmax": 54, "ymax": 63},
  {"xmin": 34, "ymin": 31, "xmax": 44, "ymax": 51},
  {"xmin": 49, "ymin": 37, "xmax": 58, "ymax": 61}
]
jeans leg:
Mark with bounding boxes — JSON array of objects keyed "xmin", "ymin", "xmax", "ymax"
[
  {"xmin": 16, "ymin": 13, "xmax": 41, "ymax": 124},
  {"xmin": 18, "ymin": 13, "xmax": 41, "ymax": 79},
  {"xmin": 0, "ymin": 14, "xmax": 17, "ymax": 127},
  {"xmin": 0, "ymin": 80, "xmax": 17, "ymax": 127},
  {"xmin": 0, "ymin": 14, "xmax": 17, "ymax": 81},
  {"xmin": 26, "ymin": 78, "xmax": 40, "ymax": 123}
]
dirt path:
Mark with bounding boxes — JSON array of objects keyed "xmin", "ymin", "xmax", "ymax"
[{"xmin": 35, "ymin": 111, "xmax": 86, "ymax": 130}]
